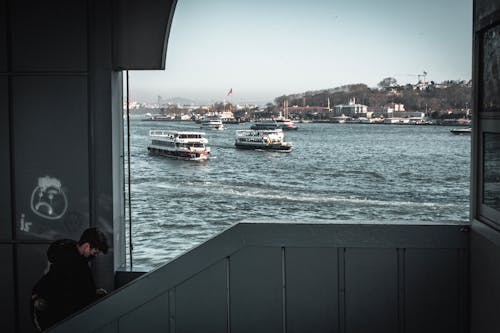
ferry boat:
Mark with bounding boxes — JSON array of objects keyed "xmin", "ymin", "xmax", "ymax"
[
  {"xmin": 274, "ymin": 116, "xmax": 298, "ymax": 130},
  {"xmin": 235, "ymin": 129, "xmax": 292, "ymax": 152},
  {"xmin": 142, "ymin": 113, "xmax": 173, "ymax": 121},
  {"xmin": 250, "ymin": 119, "xmax": 279, "ymax": 130},
  {"xmin": 200, "ymin": 117, "xmax": 224, "ymax": 130},
  {"xmin": 147, "ymin": 130, "xmax": 211, "ymax": 161},
  {"xmin": 251, "ymin": 118, "xmax": 298, "ymax": 131}
]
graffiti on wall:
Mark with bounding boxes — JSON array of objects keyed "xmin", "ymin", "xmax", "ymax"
[{"xmin": 30, "ymin": 176, "xmax": 68, "ymax": 220}]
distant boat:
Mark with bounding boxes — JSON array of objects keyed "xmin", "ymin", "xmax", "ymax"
[
  {"xmin": 147, "ymin": 130, "xmax": 210, "ymax": 161},
  {"xmin": 250, "ymin": 119, "xmax": 279, "ymax": 130},
  {"xmin": 235, "ymin": 129, "xmax": 292, "ymax": 152},
  {"xmin": 251, "ymin": 118, "xmax": 298, "ymax": 130},
  {"xmin": 346, "ymin": 117, "xmax": 370, "ymax": 124},
  {"xmin": 450, "ymin": 128, "xmax": 471, "ymax": 135},
  {"xmin": 274, "ymin": 116, "xmax": 299, "ymax": 130},
  {"xmin": 200, "ymin": 117, "xmax": 224, "ymax": 130},
  {"xmin": 277, "ymin": 100, "xmax": 298, "ymax": 130},
  {"xmin": 142, "ymin": 113, "xmax": 173, "ymax": 121}
]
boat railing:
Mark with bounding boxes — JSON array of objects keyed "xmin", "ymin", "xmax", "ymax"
[
  {"xmin": 149, "ymin": 130, "xmax": 176, "ymax": 137},
  {"xmin": 177, "ymin": 138, "xmax": 208, "ymax": 144},
  {"xmin": 149, "ymin": 130, "xmax": 207, "ymax": 138},
  {"xmin": 236, "ymin": 129, "xmax": 283, "ymax": 136},
  {"xmin": 187, "ymin": 146, "xmax": 209, "ymax": 153}
]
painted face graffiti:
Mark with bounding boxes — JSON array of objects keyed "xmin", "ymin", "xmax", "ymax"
[{"xmin": 30, "ymin": 176, "xmax": 68, "ymax": 220}]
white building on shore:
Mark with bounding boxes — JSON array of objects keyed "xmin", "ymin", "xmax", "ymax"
[{"xmin": 334, "ymin": 98, "xmax": 368, "ymax": 116}]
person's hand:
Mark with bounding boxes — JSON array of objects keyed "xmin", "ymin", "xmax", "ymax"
[
  {"xmin": 96, "ymin": 288, "xmax": 108, "ymax": 298},
  {"xmin": 32, "ymin": 295, "xmax": 48, "ymax": 311}
]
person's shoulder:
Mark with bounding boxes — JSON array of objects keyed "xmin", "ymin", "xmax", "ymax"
[{"xmin": 47, "ymin": 239, "xmax": 78, "ymax": 264}]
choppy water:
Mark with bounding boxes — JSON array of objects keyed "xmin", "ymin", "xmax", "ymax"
[{"xmin": 126, "ymin": 119, "xmax": 470, "ymax": 268}]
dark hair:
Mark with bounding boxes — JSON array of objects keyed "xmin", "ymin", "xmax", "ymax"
[{"xmin": 78, "ymin": 228, "xmax": 109, "ymax": 254}]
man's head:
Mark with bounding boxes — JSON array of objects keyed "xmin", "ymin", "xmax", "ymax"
[{"xmin": 77, "ymin": 228, "xmax": 109, "ymax": 258}]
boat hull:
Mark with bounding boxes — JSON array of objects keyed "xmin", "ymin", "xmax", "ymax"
[
  {"xmin": 147, "ymin": 147, "xmax": 209, "ymax": 161},
  {"xmin": 234, "ymin": 142, "xmax": 292, "ymax": 152},
  {"xmin": 281, "ymin": 125, "xmax": 298, "ymax": 130},
  {"xmin": 450, "ymin": 128, "xmax": 471, "ymax": 135}
]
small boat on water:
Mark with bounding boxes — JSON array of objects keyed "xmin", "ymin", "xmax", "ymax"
[
  {"xmin": 147, "ymin": 130, "xmax": 211, "ymax": 161},
  {"xmin": 274, "ymin": 116, "xmax": 298, "ymax": 130},
  {"xmin": 200, "ymin": 117, "xmax": 224, "ymax": 130},
  {"xmin": 251, "ymin": 118, "xmax": 298, "ymax": 131},
  {"xmin": 450, "ymin": 128, "xmax": 471, "ymax": 135},
  {"xmin": 250, "ymin": 119, "xmax": 279, "ymax": 130},
  {"xmin": 142, "ymin": 113, "xmax": 173, "ymax": 121},
  {"xmin": 235, "ymin": 129, "xmax": 292, "ymax": 152}
]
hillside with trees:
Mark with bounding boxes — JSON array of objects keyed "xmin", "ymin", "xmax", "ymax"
[{"xmin": 273, "ymin": 78, "xmax": 471, "ymax": 118}]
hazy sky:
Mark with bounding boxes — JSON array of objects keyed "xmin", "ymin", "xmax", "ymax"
[{"xmin": 130, "ymin": 0, "xmax": 472, "ymax": 105}]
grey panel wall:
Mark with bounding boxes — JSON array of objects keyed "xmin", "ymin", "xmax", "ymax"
[
  {"xmin": 118, "ymin": 293, "xmax": 169, "ymax": 333},
  {"xmin": 89, "ymin": 0, "xmax": 118, "ymax": 291},
  {"xmin": 3, "ymin": 0, "xmax": 177, "ymax": 331},
  {"xmin": 48, "ymin": 223, "xmax": 469, "ymax": 333},
  {"xmin": 0, "ymin": 77, "xmax": 11, "ymax": 239},
  {"xmin": 471, "ymin": 1, "xmax": 500, "ymax": 332},
  {"xmin": 230, "ymin": 247, "xmax": 283, "ymax": 333},
  {"xmin": 286, "ymin": 247, "xmax": 338, "ymax": 333},
  {"xmin": 10, "ymin": 0, "xmax": 87, "ymax": 72},
  {"xmin": 95, "ymin": 321, "xmax": 119, "ymax": 333},
  {"xmin": 470, "ymin": 224, "xmax": 500, "ymax": 333},
  {"xmin": 17, "ymin": 244, "xmax": 51, "ymax": 333},
  {"xmin": 0, "ymin": 0, "xmax": 6, "ymax": 72},
  {"xmin": 12, "ymin": 76, "xmax": 89, "ymax": 241},
  {"xmin": 406, "ymin": 249, "xmax": 462, "ymax": 333},
  {"xmin": 0, "ymin": 245, "xmax": 15, "ymax": 332},
  {"xmin": 175, "ymin": 261, "xmax": 227, "ymax": 333},
  {"xmin": 345, "ymin": 248, "xmax": 399, "ymax": 333}
]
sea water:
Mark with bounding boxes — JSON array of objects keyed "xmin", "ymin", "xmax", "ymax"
[{"xmin": 126, "ymin": 119, "xmax": 470, "ymax": 267}]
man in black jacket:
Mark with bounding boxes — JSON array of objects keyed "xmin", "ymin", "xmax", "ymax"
[{"xmin": 31, "ymin": 228, "xmax": 110, "ymax": 331}]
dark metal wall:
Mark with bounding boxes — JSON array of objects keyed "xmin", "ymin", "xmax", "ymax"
[
  {"xmin": 1, "ymin": 1, "xmax": 115, "ymax": 332},
  {"xmin": 0, "ymin": 0, "xmax": 179, "ymax": 331},
  {"xmin": 470, "ymin": 1, "xmax": 500, "ymax": 332},
  {"xmin": 113, "ymin": 0, "xmax": 178, "ymax": 70},
  {"xmin": 49, "ymin": 222, "xmax": 469, "ymax": 333},
  {"xmin": 0, "ymin": 7, "xmax": 12, "ymax": 331}
]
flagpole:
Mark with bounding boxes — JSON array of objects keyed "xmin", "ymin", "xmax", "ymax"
[{"xmin": 226, "ymin": 88, "xmax": 233, "ymax": 113}]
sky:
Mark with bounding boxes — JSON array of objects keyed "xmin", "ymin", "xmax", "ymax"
[{"xmin": 129, "ymin": 0, "xmax": 472, "ymax": 105}]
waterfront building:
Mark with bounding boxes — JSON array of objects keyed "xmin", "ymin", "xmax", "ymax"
[
  {"xmin": 334, "ymin": 98, "xmax": 368, "ymax": 116},
  {"xmin": 369, "ymin": 103, "xmax": 406, "ymax": 118},
  {"xmin": 389, "ymin": 111, "xmax": 425, "ymax": 119}
]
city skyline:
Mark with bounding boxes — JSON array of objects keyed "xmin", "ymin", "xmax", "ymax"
[{"xmin": 129, "ymin": 0, "xmax": 472, "ymax": 105}]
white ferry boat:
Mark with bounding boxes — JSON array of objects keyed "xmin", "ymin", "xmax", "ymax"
[
  {"xmin": 274, "ymin": 116, "xmax": 298, "ymax": 130},
  {"xmin": 250, "ymin": 119, "xmax": 279, "ymax": 130},
  {"xmin": 147, "ymin": 130, "xmax": 211, "ymax": 161},
  {"xmin": 200, "ymin": 117, "xmax": 224, "ymax": 130},
  {"xmin": 251, "ymin": 118, "xmax": 298, "ymax": 131},
  {"xmin": 235, "ymin": 129, "xmax": 292, "ymax": 152}
]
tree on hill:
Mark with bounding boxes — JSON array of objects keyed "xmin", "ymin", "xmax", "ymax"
[
  {"xmin": 273, "ymin": 79, "xmax": 471, "ymax": 114},
  {"xmin": 378, "ymin": 77, "xmax": 398, "ymax": 89}
]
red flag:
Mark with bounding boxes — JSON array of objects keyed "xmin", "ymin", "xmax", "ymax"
[{"xmin": 227, "ymin": 88, "xmax": 233, "ymax": 96}]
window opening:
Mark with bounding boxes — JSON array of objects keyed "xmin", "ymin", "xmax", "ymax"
[{"xmin": 123, "ymin": 0, "xmax": 472, "ymax": 269}]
